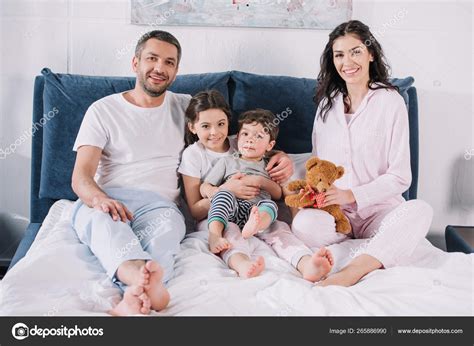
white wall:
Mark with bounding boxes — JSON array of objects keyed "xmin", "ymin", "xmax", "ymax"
[{"xmin": 0, "ymin": 0, "xmax": 472, "ymax": 245}]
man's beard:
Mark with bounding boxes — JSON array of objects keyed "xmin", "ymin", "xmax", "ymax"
[{"xmin": 138, "ymin": 73, "xmax": 170, "ymax": 97}]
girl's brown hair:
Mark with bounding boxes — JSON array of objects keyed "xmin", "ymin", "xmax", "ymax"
[{"xmin": 184, "ymin": 90, "xmax": 232, "ymax": 146}]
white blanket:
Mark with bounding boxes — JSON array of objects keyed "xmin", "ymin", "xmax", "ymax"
[{"xmin": 0, "ymin": 200, "xmax": 472, "ymax": 316}]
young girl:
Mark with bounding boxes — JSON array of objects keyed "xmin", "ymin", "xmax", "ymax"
[{"xmin": 178, "ymin": 90, "xmax": 335, "ymax": 281}]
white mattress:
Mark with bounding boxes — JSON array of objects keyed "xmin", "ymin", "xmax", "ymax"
[{"xmin": 0, "ymin": 200, "xmax": 472, "ymax": 316}]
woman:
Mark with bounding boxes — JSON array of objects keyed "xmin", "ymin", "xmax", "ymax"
[{"xmin": 291, "ymin": 20, "xmax": 433, "ymax": 286}]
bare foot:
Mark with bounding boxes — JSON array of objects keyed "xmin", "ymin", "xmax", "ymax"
[
  {"xmin": 317, "ymin": 255, "xmax": 381, "ymax": 287},
  {"xmin": 317, "ymin": 268, "xmax": 361, "ymax": 287},
  {"xmin": 209, "ymin": 232, "xmax": 231, "ymax": 253},
  {"xmin": 235, "ymin": 256, "xmax": 265, "ymax": 278},
  {"xmin": 108, "ymin": 285, "xmax": 151, "ymax": 316},
  {"xmin": 317, "ymin": 264, "xmax": 373, "ymax": 287},
  {"xmin": 140, "ymin": 261, "xmax": 170, "ymax": 311},
  {"xmin": 298, "ymin": 247, "xmax": 334, "ymax": 283},
  {"xmin": 116, "ymin": 259, "xmax": 147, "ymax": 286},
  {"xmin": 242, "ymin": 206, "xmax": 261, "ymax": 239}
]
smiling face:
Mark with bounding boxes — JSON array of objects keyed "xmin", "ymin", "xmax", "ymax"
[
  {"xmin": 237, "ymin": 122, "xmax": 275, "ymax": 160},
  {"xmin": 188, "ymin": 108, "xmax": 229, "ymax": 152},
  {"xmin": 332, "ymin": 34, "xmax": 373, "ymax": 87},
  {"xmin": 132, "ymin": 38, "xmax": 179, "ymax": 97}
]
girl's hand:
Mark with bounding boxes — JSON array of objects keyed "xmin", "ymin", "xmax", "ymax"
[
  {"xmin": 220, "ymin": 172, "xmax": 260, "ymax": 199},
  {"xmin": 266, "ymin": 152, "xmax": 294, "ymax": 184},
  {"xmin": 240, "ymin": 175, "xmax": 262, "ymax": 187},
  {"xmin": 322, "ymin": 186, "xmax": 355, "ymax": 207}
]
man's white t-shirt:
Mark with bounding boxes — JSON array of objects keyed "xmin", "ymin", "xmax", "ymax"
[
  {"xmin": 73, "ymin": 91, "xmax": 191, "ymax": 202},
  {"xmin": 178, "ymin": 136, "xmax": 238, "ymax": 180}
]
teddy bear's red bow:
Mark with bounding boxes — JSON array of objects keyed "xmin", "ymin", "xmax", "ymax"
[{"xmin": 299, "ymin": 184, "xmax": 326, "ymax": 208}]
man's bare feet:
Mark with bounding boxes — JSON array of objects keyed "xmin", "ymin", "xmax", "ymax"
[
  {"xmin": 116, "ymin": 259, "xmax": 147, "ymax": 286},
  {"xmin": 109, "ymin": 285, "xmax": 151, "ymax": 316},
  {"xmin": 317, "ymin": 254, "xmax": 382, "ymax": 287},
  {"xmin": 209, "ymin": 232, "xmax": 231, "ymax": 253},
  {"xmin": 242, "ymin": 206, "xmax": 272, "ymax": 239},
  {"xmin": 140, "ymin": 261, "xmax": 170, "ymax": 311},
  {"xmin": 298, "ymin": 247, "xmax": 334, "ymax": 283},
  {"xmin": 229, "ymin": 254, "xmax": 265, "ymax": 278},
  {"xmin": 115, "ymin": 259, "xmax": 170, "ymax": 312}
]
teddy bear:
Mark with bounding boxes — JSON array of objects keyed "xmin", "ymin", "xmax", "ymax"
[{"xmin": 285, "ymin": 157, "xmax": 352, "ymax": 234}]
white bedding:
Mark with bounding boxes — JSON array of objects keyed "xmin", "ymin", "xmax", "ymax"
[{"xmin": 0, "ymin": 199, "xmax": 472, "ymax": 316}]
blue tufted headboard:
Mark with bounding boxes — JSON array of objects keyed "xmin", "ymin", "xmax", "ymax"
[{"xmin": 8, "ymin": 69, "xmax": 418, "ymax": 269}]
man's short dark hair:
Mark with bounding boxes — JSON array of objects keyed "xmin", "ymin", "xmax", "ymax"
[{"xmin": 135, "ymin": 30, "xmax": 182, "ymax": 64}]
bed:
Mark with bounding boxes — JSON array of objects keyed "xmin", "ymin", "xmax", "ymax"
[
  {"xmin": 0, "ymin": 69, "xmax": 472, "ymax": 316},
  {"xmin": 1, "ymin": 199, "xmax": 472, "ymax": 316}
]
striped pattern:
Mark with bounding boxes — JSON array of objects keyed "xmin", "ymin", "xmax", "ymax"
[{"xmin": 208, "ymin": 190, "xmax": 278, "ymax": 229}]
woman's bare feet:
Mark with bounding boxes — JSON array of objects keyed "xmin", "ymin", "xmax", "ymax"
[
  {"xmin": 242, "ymin": 206, "xmax": 272, "ymax": 239},
  {"xmin": 109, "ymin": 285, "xmax": 151, "ymax": 316},
  {"xmin": 229, "ymin": 253, "xmax": 265, "ymax": 278},
  {"xmin": 209, "ymin": 232, "xmax": 231, "ymax": 253},
  {"xmin": 140, "ymin": 261, "xmax": 170, "ymax": 311},
  {"xmin": 317, "ymin": 254, "xmax": 382, "ymax": 287},
  {"xmin": 297, "ymin": 247, "xmax": 334, "ymax": 283}
]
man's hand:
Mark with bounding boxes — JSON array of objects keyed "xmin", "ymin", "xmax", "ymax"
[
  {"xmin": 92, "ymin": 196, "xmax": 134, "ymax": 222},
  {"xmin": 220, "ymin": 172, "xmax": 260, "ymax": 200},
  {"xmin": 266, "ymin": 152, "xmax": 294, "ymax": 184},
  {"xmin": 321, "ymin": 186, "xmax": 355, "ymax": 207}
]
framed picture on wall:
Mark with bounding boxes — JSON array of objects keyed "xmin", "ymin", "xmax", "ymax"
[{"xmin": 131, "ymin": 0, "xmax": 352, "ymax": 29}]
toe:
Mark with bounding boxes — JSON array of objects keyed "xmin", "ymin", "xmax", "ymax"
[
  {"xmin": 140, "ymin": 306, "xmax": 150, "ymax": 315},
  {"xmin": 146, "ymin": 260, "xmax": 160, "ymax": 273},
  {"xmin": 130, "ymin": 285, "xmax": 143, "ymax": 296},
  {"xmin": 139, "ymin": 293, "xmax": 149, "ymax": 303}
]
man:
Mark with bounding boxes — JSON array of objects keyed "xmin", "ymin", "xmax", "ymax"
[{"xmin": 71, "ymin": 30, "xmax": 293, "ymax": 316}]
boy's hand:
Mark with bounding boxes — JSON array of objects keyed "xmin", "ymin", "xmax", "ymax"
[
  {"xmin": 91, "ymin": 196, "xmax": 134, "ymax": 222},
  {"xmin": 266, "ymin": 152, "xmax": 294, "ymax": 184}
]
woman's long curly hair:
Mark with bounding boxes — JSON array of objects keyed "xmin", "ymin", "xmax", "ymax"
[{"xmin": 315, "ymin": 20, "xmax": 397, "ymax": 122}]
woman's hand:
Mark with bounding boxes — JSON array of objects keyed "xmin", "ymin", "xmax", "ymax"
[
  {"xmin": 322, "ymin": 186, "xmax": 355, "ymax": 207},
  {"xmin": 266, "ymin": 152, "xmax": 294, "ymax": 184},
  {"xmin": 220, "ymin": 172, "xmax": 260, "ymax": 200}
]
